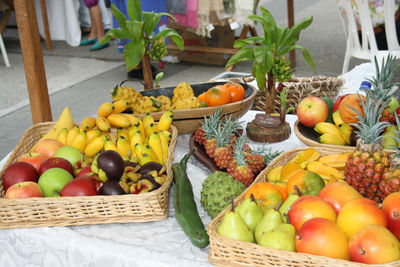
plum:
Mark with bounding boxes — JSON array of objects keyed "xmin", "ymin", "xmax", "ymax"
[{"xmin": 96, "ymin": 150, "xmax": 124, "ymax": 181}]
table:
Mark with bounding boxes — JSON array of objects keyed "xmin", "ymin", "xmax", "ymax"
[{"xmin": 0, "ymin": 111, "xmax": 307, "ymax": 266}]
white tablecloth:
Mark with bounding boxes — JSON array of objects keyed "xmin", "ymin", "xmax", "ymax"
[{"xmin": 0, "ymin": 111, "xmax": 306, "ymax": 267}]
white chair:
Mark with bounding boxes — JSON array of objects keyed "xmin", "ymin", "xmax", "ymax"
[
  {"xmin": 337, "ymin": 0, "xmax": 400, "ymax": 74},
  {"xmin": 0, "ymin": 33, "xmax": 10, "ymax": 67}
]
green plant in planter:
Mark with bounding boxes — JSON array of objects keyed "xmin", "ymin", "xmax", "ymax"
[
  {"xmin": 101, "ymin": 0, "xmax": 184, "ymax": 89},
  {"xmin": 226, "ymin": 6, "xmax": 316, "ymax": 118}
]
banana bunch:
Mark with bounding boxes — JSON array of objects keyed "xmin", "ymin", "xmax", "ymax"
[
  {"xmin": 63, "ymin": 109, "xmax": 174, "ymax": 163},
  {"xmin": 148, "ymin": 38, "xmax": 168, "ymax": 61},
  {"xmin": 272, "ymin": 56, "xmax": 292, "ymax": 82},
  {"xmin": 314, "ymin": 116, "xmax": 353, "ymax": 146}
]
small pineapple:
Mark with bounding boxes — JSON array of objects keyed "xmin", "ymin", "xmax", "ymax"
[
  {"xmin": 379, "ymin": 113, "xmax": 400, "ymax": 200},
  {"xmin": 194, "ymin": 108, "xmax": 223, "ymax": 146},
  {"xmin": 245, "ymin": 144, "xmax": 281, "ymax": 174},
  {"xmin": 213, "ymin": 117, "xmax": 242, "ymax": 169},
  {"xmin": 344, "ymin": 93, "xmax": 391, "ymax": 202},
  {"xmin": 227, "ymin": 135, "xmax": 255, "ymax": 186}
]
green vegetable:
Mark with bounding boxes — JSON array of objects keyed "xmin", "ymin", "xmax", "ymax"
[{"xmin": 173, "ymin": 154, "xmax": 209, "ymax": 248}]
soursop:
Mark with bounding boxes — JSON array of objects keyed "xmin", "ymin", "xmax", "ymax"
[{"xmin": 201, "ymin": 171, "xmax": 246, "ymax": 219}]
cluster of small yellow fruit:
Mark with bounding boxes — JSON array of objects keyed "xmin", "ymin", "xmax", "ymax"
[
  {"xmin": 314, "ymin": 111, "xmax": 353, "ymax": 146},
  {"xmin": 55, "ymin": 100, "xmax": 174, "ymax": 164}
]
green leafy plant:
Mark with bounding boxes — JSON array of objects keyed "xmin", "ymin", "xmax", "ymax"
[
  {"xmin": 101, "ymin": 0, "xmax": 184, "ymax": 75},
  {"xmin": 226, "ymin": 6, "xmax": 316, "ymax": 115}
]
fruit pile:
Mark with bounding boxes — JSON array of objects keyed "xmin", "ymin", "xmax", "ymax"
[
  {"xmin": 194, "ymin": 109, "xmax": 280, "ymax": 187},
  {"xmin": 1, "ymin": 104, "xmax": 175, "ymax": 199},
  {"xmin": 111, "ymin": 81, "xmax": 246, "ymax": 114},
  {"xmin": 216, "ymin": 147, "xmax": 400, "ymax": 265}
]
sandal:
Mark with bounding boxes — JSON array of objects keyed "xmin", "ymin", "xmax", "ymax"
[{"xmin": 90, "ymin": 41, "xmax": 110, "ymax": 51}]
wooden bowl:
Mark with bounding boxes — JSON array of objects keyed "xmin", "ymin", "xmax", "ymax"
[{"xmin": 133, "ymin": 82, "xmax": 257, "ymax": 134}]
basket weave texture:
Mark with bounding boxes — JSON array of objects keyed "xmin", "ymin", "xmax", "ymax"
[
  {"xmin": 207, "ymin": 146, "xmax": 400, "ymax": 267},
  {"xmin": 252, "ymin": 76, "xmax": 344, "ymax": 113},
  {"xmin": 0, "ymin": 122, "xmax": 178, "ymax": 229}
]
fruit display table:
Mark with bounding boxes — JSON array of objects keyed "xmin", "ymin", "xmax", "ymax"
[{"xmin": 0, "ymin": 111, "xmax": 305, "ymax": 266}]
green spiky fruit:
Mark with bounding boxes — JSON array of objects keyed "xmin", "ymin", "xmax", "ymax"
[
  {"xmin": 148, "ymin": 39, "xmax": 167, "ymax": 61},
  {"xmin": 200, "ymin": 171, "xmax": 246, "ymax": 218}
]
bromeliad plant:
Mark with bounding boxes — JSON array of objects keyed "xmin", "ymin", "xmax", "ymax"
[
  {"xmin": 226, "ymin": 6, "xmax": 316, "ymax": 118},
  {"xmin": 101, "ymin": 0, "xmax": 184, "ymax": 89}
]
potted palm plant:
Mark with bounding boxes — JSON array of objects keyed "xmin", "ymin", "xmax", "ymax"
[
  {"xmin": 101, "ymin": 0, "xmax": 184, "ymax": 89},
  {"xmin": 226, "ymin": 6, "xmax": 316, "ymax": 142}
]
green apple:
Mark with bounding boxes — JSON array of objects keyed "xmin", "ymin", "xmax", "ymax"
[
  {"xmin": 388, "ymin": 97, "xmax": 399, "ymax": 112},
  {"xmin": 38, "ymin": 168, "xmax": 74, "ymax": 197},
  {"xmin": 54, "ymin": 146, "xmax": 82, "ymax": 167}
]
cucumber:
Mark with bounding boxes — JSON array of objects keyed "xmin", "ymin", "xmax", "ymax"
[{"xmin": 172, "ymin": 154, "xmax": 209, "ymax": 248}]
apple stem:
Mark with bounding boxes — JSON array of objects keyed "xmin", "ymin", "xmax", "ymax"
[
  {"xmin": 294, "ymin": 185, "xmax": 302, "ymax": 196},
  {"xmin": 275, "ymin": 201, "xmax": 283, "ymax": 211},
  {"xmin": 250, "ymin": 193, "xmax": 255, "ymax": 202}
]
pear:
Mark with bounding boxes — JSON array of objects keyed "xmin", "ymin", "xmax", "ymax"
[
  {"xmin": 279, "ymin": 187, "xmax": 300, "ymax": 223},
  {"xmin": 258, "ymin": 223, "xmax": 296, "ymax": 251},
  {"xmin": 236, "ymin": 194, "xmax": 264, "ymax": 232},
  {"xmin": 217, "ymin": 200, "xmax": 254, "ymax": 243},
  {"xmin": 254, "ymin": 205, "xmax": 283, "ymax": 244}
]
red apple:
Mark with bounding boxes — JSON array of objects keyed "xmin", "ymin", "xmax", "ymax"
[
  {"xmin": 332, "ymin": 94, "xmax": 349, "ymax": 113},
  {"xmin": 76, "ymin": 165, "xmax": 92, "ymax": 177},
  {"xmin": 318, "ymin": 182, "xmax": 362, "ymax": 214},
  {"xmin": 296, "ymin": 96, "xmax": 328, "ymax": 127},
  {"xmin": 349, "ymin": 224, "xmax": 400, "ymax": 264},
  {"xmin": 39, "ymin": 157, "xmax": 74, "ymax": 176},
  {"xmin": 33, "ymin": 138, "xmax": 64, "ymax": 158},
  {"xmin": 5, "ymin": 181, "xmax": 43, "ymax": 199},
  {"xmin": 295, "ymin": 218, "xmax": 349, "ymax": 260},
  {"xmin": 3, "ymin": 161, "xmax": 39, "ymax": 191},
  {"xmin": 18, "ymin": 152, "xmax": 48, "ymax": 172},
  {"xmin": 60, "ymin": 176, "xmax": 97, "ymax": 196},
  {"xmin": 288, "ymin": 195, "xmax": 337, "ymax": 231},
  {"xmin": 382, "ymin": 192, "xmax": 400, "ymax": 240}
]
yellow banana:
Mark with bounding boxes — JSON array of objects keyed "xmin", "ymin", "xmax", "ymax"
[
  {"xmin": 144, "ymin": 122, "xmax": 157, "ymax": 138},
  {"xmin": 104, "ymin": 139, "xmax": 118, "ymax": 152},
  {"xmin": 84, "ymin": 135, "xmax": 107, "ymax": 158},
  {"xmin": 140, "ymin": 153, "xmax": 153, "ymax": 165},
  {"xmin": 314, "ymin": 122, "xmax": 342, "ymax": 136},
  {"xmin": 86, "ymin": 129, "xmax": 101, "ymax": 145},
  {"xmin": 122, "ymin": 113, "xmax": 140, "ymax": 125},
  {"xmin": 339, "ymin": 123, "xmax": 353, "ymax": 145},
  {"xmin": 157, "ymin": 110, "xmax": 174, "ymax": 131},
  {"xmin": 117, "ymin": 127, "xmax": 129, "ymax": 141},
  {"xmin": 143, "ymin": 144, "xmax": 162, "ymax": 164},
  {"xmin": 130, "ymin": 130, "xmax": 144, "ymax": 151},
  {"xmin": 158, "ymin": 131, "xmax": 169, "ymax": 164},
  {"xmin": 112, "ymin": 99, "xmax": 130, "ymax": 114},
  {"xmin": 80, "ymin": 116, "xmax": 96, "ymax": 130},
  {"xmin": 57, "ymin": 128, "xmax": 68, "ymax": 145},
  {"xmin": 148, "ymin": 132, "xmax": 164, "ymax": 164},
  {"xmin": 96, "ymin": 117, "xmax": 111, "ymax": 132},
  {"xmin": 134, "ymin": 143, "xmax": 145, "ymax": 160},
  {"xmin": 66, "ymin": 126, "xmax": 80, "ymax": 146},
  {"xmin": 97, "ymin": 102, "xmax": 114, "ymax": 117},
  {"xmin": 107, "ymin": 113, "xmax": 131, "ymax": 128},
  {"xmin": 116, "ymin": 136, "xmax": 131, "ymax": 157},
  {"xmin": 136, "ymin": 121, "xmax": 146, "ymax": 141},
  {"xmin": 319, "ymin": 133, "xmax": 346, "ymax": 146},
  {"xmin": 162, "ymin": 130, "xmax": 172, "ymax": 143},
  {"xmin": 71, "ymin": 130, "xmax": 87, "ymax": 152},
  {"xmin": 101, "ymin": 131, "xmax": 117, "ymax": 144},
  {"xmin": 332, "ymin": 110, "xmax": 345, "ymax": 127},
  {"xmin": 128, "ymin": 124, "xmax": 140, "ymax": 140},
  {"xmin": 142, "ymin": 113, "xmax": 155, "ymax": 128}
]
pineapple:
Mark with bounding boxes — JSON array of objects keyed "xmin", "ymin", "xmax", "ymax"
[
  {"xmin": 344, "ymin": 94, "xmax": 391, "ymax": 202},
  {"xmin": 379, "ymin": 113, "xmax": 400, "ymax": 200},
  {"xmin": 245, "ymin": 144, "xmax": 281, "ymax": 174},
  {"xmin": 213, "ymin": 117, "xmax": 242, "ymax": 169},
  {"xmin": 227, "ymin": 135, "xmax": 255, "ymax": 186},
  {"xmin": 367, "ymin": 55, "xmax": 400, "ymax": 124},
  {"xmin": 194, "ymin": 108, "xmax": 223, "ymax": 146}
]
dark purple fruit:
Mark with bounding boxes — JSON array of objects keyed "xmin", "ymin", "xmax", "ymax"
[
  {"xmin": 97, "ymin": 150, "xmax": 124, "ymax": 181},
  {"xmin": 124, "ymin": 161, "xmax": 140, "ymax": 172},
  {"xmin": 138, "ymin": 161, "xmax": 163, "ymax": 175},
  {"xmin": 99, "ymin": 180, "xmax": 125, "ymax": 195}
]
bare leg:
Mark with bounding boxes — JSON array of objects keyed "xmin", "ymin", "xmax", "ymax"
[{"xmin": 91, "ymin": 5, "xmax": 105, "ymax": 41}]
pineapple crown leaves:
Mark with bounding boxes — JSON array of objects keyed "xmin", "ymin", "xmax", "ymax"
[
  {"xmin": 250, "ymin": 143, "xmax": 281, "ymax": 165},
  {"xmin": 390, "ymin": 112, "xmax": 400, "ymax": 156},
  {"xmin": 232, "ymin": 135, "xmax": 248, "ymax": 166},
  {"xmin": 201, "ymin": 108, "xmax": 223, "ymax": 139},
  {"xmin": 225, "ymin": 6, "xmax": 315, "ymax": 91},
  {"xmin": 349, "ymin": 93, "xmax": 390, "ymax": 144},
  {"xmin": 215, "ymin": 115, "xmax": 243, "ymax": 147},
  {"xmin": 100, "ymin": 0, "xmax": 183, "ymax": 72},
  {"xmin": 366, "ymin": 55, "xmax": 400, "ymax": 101}
]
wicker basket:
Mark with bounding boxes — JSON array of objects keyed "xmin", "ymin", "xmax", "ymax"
[
  {"xmin": 0, "ymin": 122, "xmax": 178, "ymax": 229},
  {"xmin": 252, "ymin": 76, "xmax": 344, "ymax": 113},
  {"xmin": 207, "ymin": 146, "xmax": 400, "ymax": 267}
]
